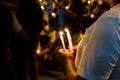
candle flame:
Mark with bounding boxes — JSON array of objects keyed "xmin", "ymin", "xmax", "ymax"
[
  {"xmin": 90, "ymin": 14, "xmax": 95, "ymax": 19},
  {"xmin": 87, "ymin": 1, "xmax": 91, "ymax": 4},
  {"xmin": 36, "ymin": 49, "xmax": 40, "ymax": 54},
  {"xmin": 65, "ymin": 6, "xmax": 69, "ymax": 9},
  {"xmin": 51, "ymin": 12, "xmax": 56, "ymax": 18},
  {"xmin": 39, "ymin": 0, "xmax": 42, "ymax": 3},
  {"xmin": 64, "ymin": 28, "xmax": 68, "ymax": 32},
  {"xmin": 41, "ymin": 6, "xmax": 45, "ymax": 10},
  {"xmin": 59, "ymin": 31, "xmax": 63, "ymax": 36}
]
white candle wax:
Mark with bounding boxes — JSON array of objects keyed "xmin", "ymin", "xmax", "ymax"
[
  {"xmin": 65, "ymin": 28, "xmax": 73, "ymax": 52},
  {"xmin": 59, "ymin": 31, "xmax": 66, "ymax": 50}
]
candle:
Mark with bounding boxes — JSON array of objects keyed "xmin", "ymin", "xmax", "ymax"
[
  {"xmin": 41, "ymin": 6, "xmax": 45, "ymax": 10},
  {"xmin": 64, "ymin": 28, "xmax": 73, "ymax": 52},
  {"xmin": 36, "ymin": 41, "xmax": 41, "ymax": 54},
  {"xmin": 51, "ymin": 12, "xmax": 56, "ymax": 18},
  {"xmin": 65, "ymin": 6, "xmax": 69, "ymax": 9},
  {"xmin": 59, "ymin": 31, "xmax": 66, "ymax": 50}
]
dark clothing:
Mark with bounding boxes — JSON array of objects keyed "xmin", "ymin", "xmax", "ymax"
[
  {"xmin": 11, "ymin": 0, "xmax": 44, "ymax": 80},
  {"xmin": 17, "ymin": 0, "xmax": 43, "ymax": 41},
  {"xmin": 0, "ymin": 5, "xmax": 12, "ymax": 53},
  {"xmin": 0, "ymin": 4, "xmax": 13, "ymax": 80}
]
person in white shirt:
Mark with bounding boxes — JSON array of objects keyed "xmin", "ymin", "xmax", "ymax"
[{"xmin": 57, "ymin": 0, "xmax": 120, "ymax": 80}]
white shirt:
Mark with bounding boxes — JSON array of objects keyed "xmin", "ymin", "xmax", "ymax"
[{"xmin": 75, "ymin": 3, "xmax": 120, "ymax": 80}]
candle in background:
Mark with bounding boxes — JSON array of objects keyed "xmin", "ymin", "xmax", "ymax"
[
  {"xmin": 36, "ymin": 41, "xmax": 41, "ymax": 55},
  {"xmin": 41, "ymin": 5, "xmax": 45, "ymax": 10},
  {"xmin": 64, "ymin": 28, "xmax": 73, "ymax": 52},
  {"xmin": 51, "ymin": 12, "xmax": 56, "ymax": 18},
  {"xmin": 65, "ymin": 6, "xmax": 69, "ymax": 9},
  {"xmin": 59, "ymin": 31, "xmax": 66, "ymax": 50}
]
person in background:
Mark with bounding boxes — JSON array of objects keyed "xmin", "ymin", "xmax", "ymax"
[
  {"xmin": 41, "ymin": 0, "xmax": 55, "ymax": 31},
  {"xmin": 0, "ymin": 0, "xmax": 31, "ymax": 80},
  {"xmin": 54, "ymin": 0, "xmax": 65, "ymax": 31},
  {"xmin": 56, "ymin": 0, "xmax": 120, "ymax": 80},
  {"xmin": 11, "ymin": 0, "xmax": 43, "ymax": 80}
]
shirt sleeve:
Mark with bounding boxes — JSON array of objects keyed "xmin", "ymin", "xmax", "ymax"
[{"xmin": 10, "ymin": 10, "xmax": 22, "ymax": 33}]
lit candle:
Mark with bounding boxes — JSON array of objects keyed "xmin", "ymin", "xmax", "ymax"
[
  {"xmin": 41, "ymin": 5, "xmax": 45, "ymax": 10},
  {"xmin": 51, "ymin": 12, "xmax": 56, "ymax": 18},
  {"xmin": 90, "ymin": 13, "xmax": 95, "ymax": 19},
  {"xmin": 64, "ymin": 28, "xmax": 73, "ymax": 52},
  {"xmin": 59, "ymin": 31, "xmax": 66, "ymax": 50},
  {"xmin": 39, "ymin": 0, "xmax": 42, "ymax": 3},
  {"xmin": 65, "ymin": 6, "xmax": 69, "ymax": 9},
  {"xmin": 36, "ymin": 41, "xmax": 41, "ymax": 55}
]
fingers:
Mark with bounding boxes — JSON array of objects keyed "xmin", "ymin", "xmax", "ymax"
[
  {"xmin": 58, "ymin": 49, "xmax": 72, "ymax": 53},
  {"xmin": 58, "ymin": 49, "xmax": 64, "ymax": 52},
  {"xmin": 56, "ymin": 75, "xmax": 66, "ymax": 80}
]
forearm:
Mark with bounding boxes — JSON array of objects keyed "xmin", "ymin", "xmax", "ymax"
[
  {"xmin": 64, "ymin": 59, "xmax": 77, "ymax": 80},
  {"xmin": 57, "ymin": 49, "xmax": 85, "ymax": 80},
  {"xmin": 64, "ymin": 59, "xmax": 85, "ymax": 80}
]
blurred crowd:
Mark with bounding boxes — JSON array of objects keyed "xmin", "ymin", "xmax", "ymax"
[{"xmin": 0, "ymin": 0, "xmax": 111, "ymax": 80}]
